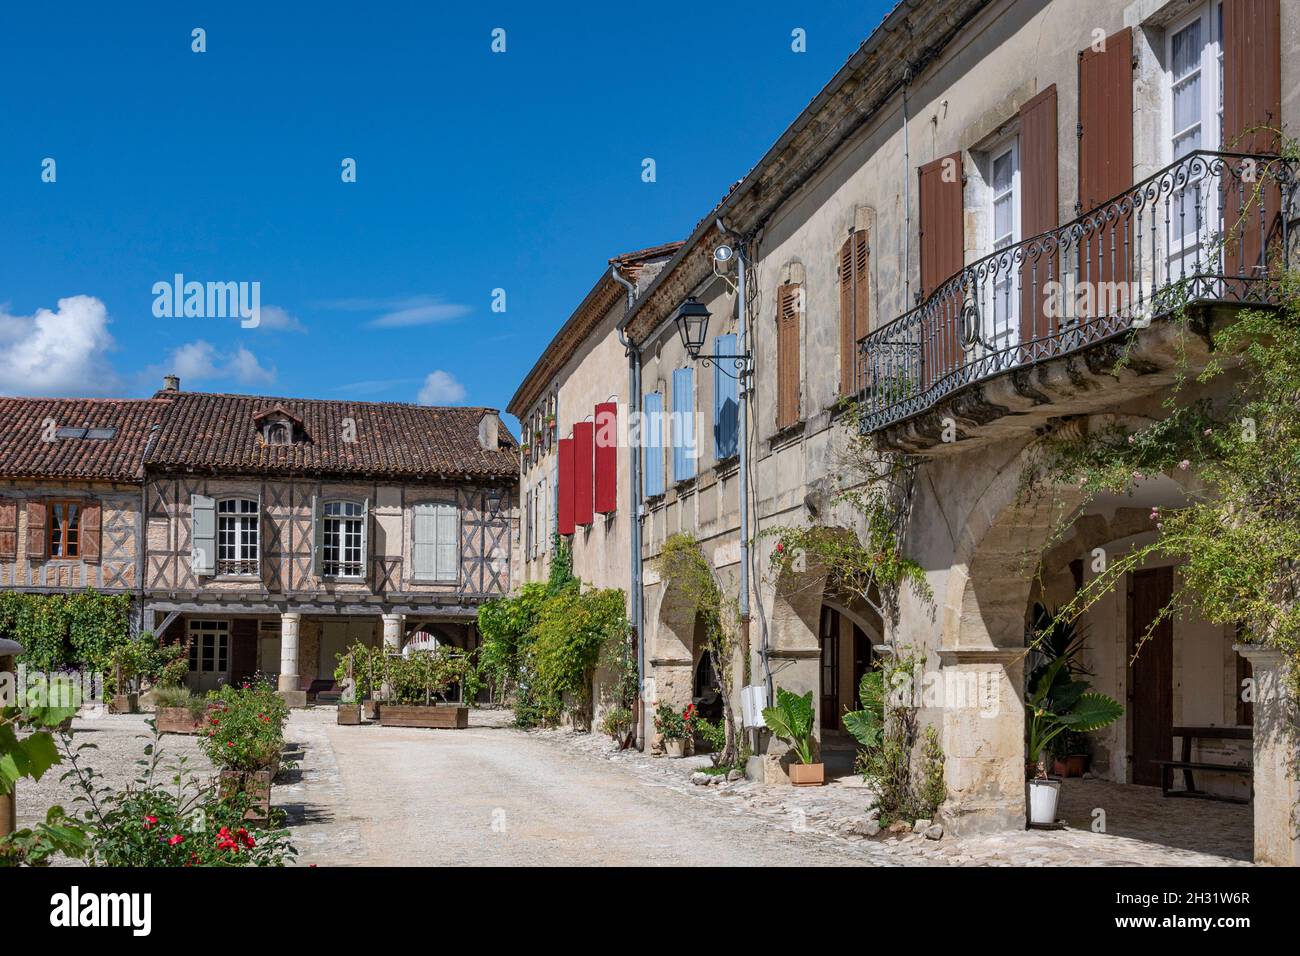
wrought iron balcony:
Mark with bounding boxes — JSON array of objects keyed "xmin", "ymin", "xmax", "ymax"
[{"xmin": 857, "ymin": 150, "xmax": 1298, "ymax": 434}]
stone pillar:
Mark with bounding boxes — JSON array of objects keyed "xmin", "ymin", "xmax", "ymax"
[
  {"xmin": 1234, "ymin": 644, "xmax": 1299, "ymax": 866},
  {"xmin": 382, "ymin": 613, "xmax": 403, "ymax": 653},
  {"xmin": 277, "ymin": 612, "xmax": 306, "ymax": 707},
  {"xmin": 939, "ymin": 648, "xmax": 1027, "ymax": 836}
]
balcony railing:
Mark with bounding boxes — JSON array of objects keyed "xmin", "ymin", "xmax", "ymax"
[{"xmin": 857, "ymin": 150, "xmax": 1298, "ymax": 433}]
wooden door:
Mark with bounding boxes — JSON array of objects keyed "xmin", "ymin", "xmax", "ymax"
[
  {"xmin": 819, "ymin": 607, "xmax": 840, "ymax": 731},
  {"xmin": 1129, "ymin": 567, "xmax": 1174, "ymax": 786}
]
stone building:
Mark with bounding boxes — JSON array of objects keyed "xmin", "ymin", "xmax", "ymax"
[
  {"xmin": 139, "ymin": 380, "xmax": 518, "ymax": 704},
  {"xmin": 602, "ymin": 0, "xmax": 1297, "ymax": 864},
  {"xmin": 508, "ymin": 243, "xmax": 679, "ymax": 730}
]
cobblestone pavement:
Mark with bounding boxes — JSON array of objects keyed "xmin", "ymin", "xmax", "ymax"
[{"xmin": 16, "ymin": 709, "xmax": 1252, "ymax": 867}]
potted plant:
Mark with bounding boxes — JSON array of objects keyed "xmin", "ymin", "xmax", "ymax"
[
  {"xmin": 653, "ymin": 701, "xmax": 696, "ymax": 757},
  {"xmin": 377, "ymin": 647, "xmax": 474, "ymax": 729},
  {"xmin": 1049, "ymin": 729, "xmax": 1090, "ymax": 778},
  {"xmin": 333, "ymin": 642, "xmax": 380, "ymax": 725},
  {"xmin": 199, "ymin": 679, "xmax": 290, "ymax": 823},
  {"xmin": 1025, "ymin": 657, "xmax": 1122, "ymax": 825},
  {"xmin": 762, "ymin": 687, "xmax": 823, "ymax": 786},
  {"xmin": 152, "ymin": 685, "xmax": 211, "ymax": 734}
]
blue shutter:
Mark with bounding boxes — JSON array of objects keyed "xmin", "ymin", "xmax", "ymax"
[
  {"xmin": 672, "ymin": 367, "xmax": 696, "ymax": 482},
  {"xmin": 643, "ymin": 391, "xmax": 664, "ymax": 498},
  {"xmin": 713, "ymin": 334, "xmax": 739, "ymax": 460}
]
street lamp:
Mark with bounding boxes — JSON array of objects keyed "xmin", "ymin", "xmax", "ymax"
[{"xmin": 673, "ymin": 295, "xmax": 751, "ymax": 380}]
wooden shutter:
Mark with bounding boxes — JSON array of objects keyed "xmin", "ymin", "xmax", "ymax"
[
  {"xmin": 80, "ymin": 500, "xmax": 102, "ymax": 563},
  {"xmin": 1078, "ymin": 29, "xmax": 1133, "ymax": 213},
  {"xmin": 0, "ymin": 499, "xmax": 17, "ymax": 561},
  {"xmin": 712, "ymin": 334, "xmax": 739, "ymax": 459},
  {"xmin": 594, "ymin": 402, "xmax": 618, "ymax": 514},
  {"xmin": 671, "ymin": 367, "xmax": 696, "ymax": 481},
  {"xmin": 839, "ymin": 231, "xmax": 869, "ymax": 395},
  {"xmin": 413, "ymin": 504, "xmax": 437, "ymax": 578},
  {"xmin": 573, "ymin": 421, "xmax": 595, "ymax": 525},
  {"xmin": 775, "ymin": 283, "xmax": 802, "ymax": 429},
  {"xmin": 524, "ymin": 488, "xmax": 533, "ymax": 557},
  {"xmin": 25, "ymin": 500, "xmax": 46, "ymax": 560},
  {"xmin": 191, "ymin": 494, "xmax": 215, "ymax": 575},
  {"xmin": 1224, "ymin": 0, "xmax": 1282, "ymax": 278},
  {"xmin": 642, "ymin": 392, "xmax": 665, "ymax": 498},
  {"xmin": 918, "ymin": 154, "xmax": 964, "ymax": 388},
  {"xmin": 557, "ymin": 437, "xmax": 575, "ymax": 533},
  {"xmin": 1019, "ymin": 85, "xmax": 1060, "ymax": 346},
  {"xmin": 311, "ymin": 495, "xmax": 322, "ymax": 578},
  {"xmin": 434, "ymin": 504, "xmax": 459, "ymax": 582}
]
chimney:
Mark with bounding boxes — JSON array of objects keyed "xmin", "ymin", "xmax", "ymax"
[
  {"xmin": 478, "ymin": 411, "xmax": 500, "ymax": 451},
  {"xmin": 162, "ymin": 375, "xmax": 180, "ymax": 392}
]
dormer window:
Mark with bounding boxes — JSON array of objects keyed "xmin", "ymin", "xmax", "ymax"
[
  {"xmin": 252, "ymin": 406, "xmax": 305, "ymax": 447},
  {"xmin": 265, "ymin": 421, "xmax": 292, "ymax": 446}
]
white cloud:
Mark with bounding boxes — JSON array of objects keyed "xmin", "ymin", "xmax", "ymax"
[
  {"xmin": 417, "ymin": 370, "xmax": 467, "ymax": 405},
  {"xmin": 312, "ymin": 294, "xmax": 470, "ymax": 328},
  {"xmin": 0, "ymin": 295, "xmax": 121, "ymax": 396},
  {"xmin": 255, "ymin": 305, "xmax": 306, "ymax": 333},
  {"xmin": 153, "ymin": 340, "xmax": 276, "ymax": 387}
]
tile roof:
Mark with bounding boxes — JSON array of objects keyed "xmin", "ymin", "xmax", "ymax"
[
  {"xmin": 144, "ymin": 390, "xmax": 517, "ymax": 480},
  {"xmin": 0, "ymin": 397, "xmax": 171, "ymax": 482}
]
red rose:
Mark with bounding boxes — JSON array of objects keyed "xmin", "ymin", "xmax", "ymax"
[
  {"xmin": 142, "ymin": 815, "xmax": 158, "ymax": 829},
  {"xmin": 168, "ymin": 834, "xmax": 185, "ymax": 846}
]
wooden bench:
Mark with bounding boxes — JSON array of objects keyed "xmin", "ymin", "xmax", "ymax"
[{"xmin": 1153, "ymin": 726, "xmax": 1252, "ymax": 804}]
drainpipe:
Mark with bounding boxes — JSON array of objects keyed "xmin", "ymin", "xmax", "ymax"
[{"xmin": 611, "ymin": 265, "xmax": 646, "ymax": 749}]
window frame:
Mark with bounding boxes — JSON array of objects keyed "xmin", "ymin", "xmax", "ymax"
[
  {"xmin": 321, "ymin": 499, "xmax": 366, "ymax": 579},
  {"xmin": 216, "ymin": 497, "xmax": 260, "ymax": 577},
  {"xmin": 187, "ymin": 619, "xmax": 230, "ymax": 676},
  {"xmin": 47, "ymin": 499, "xmax": 82, "ymax": 559},
  {"xmin": 984, "ymin": 134, "xmax": 1021, "ymax": 354}
]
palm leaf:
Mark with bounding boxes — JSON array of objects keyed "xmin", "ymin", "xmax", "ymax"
[{"xmin": 1060, "ymin": 692, "xmax": 1124, "ymax": 732}]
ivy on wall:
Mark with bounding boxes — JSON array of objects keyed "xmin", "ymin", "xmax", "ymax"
[{"xmin": 0, "ymin": 592, "xmax": 133, "ymax": 672}]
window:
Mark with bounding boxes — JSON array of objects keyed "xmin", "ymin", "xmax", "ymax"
[
  {"xmin": 217, "ymin": 498, "xmax": 259, "ymax": 575},
  {"xmin": 265, "ymin": 421, "xmax": 292, "ymax": 445},
  {"xmin": 187, "ymin": 620, "xmax": 229, "ymax": 676},
  {"xmin": 412, "ymin": 502, "xmax": 459, "ymax": 583},
  {"xmin": 987, "ymin": 139, "xmax": 1020, "ymax": 353},
  {"xmin": 322, "ymin": 500, "xmax": 364, "ymax": 577},
  {"xmin": 1167, "ymin": 4, "xmax": 1223, "ymax": 268},
  {"xmin": 48, "ymin": 500, "xmax": 80, "ymax": 558}
]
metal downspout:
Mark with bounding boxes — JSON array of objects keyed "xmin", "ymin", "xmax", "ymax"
[{"xmin": 611, "ymin": 266, "xmax": 645, "ymax": 749}]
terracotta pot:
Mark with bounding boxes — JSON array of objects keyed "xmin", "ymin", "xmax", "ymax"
[
  {"xmin": 789, "ymin": 762, "xmax": 825, "ymax": 787},
  {"xmin": 664, "ymin": 738, "xmax": 686, "ymax": 758},
  {"xmin": 1065, "ymin": 754, "xmax": 1088, "ymax": 777},
  {"xmin": 1052, "ymin": 758, "xmax": 1069, "ymax": 777}
]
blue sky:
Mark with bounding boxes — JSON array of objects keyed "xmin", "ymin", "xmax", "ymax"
[{"xmin": 0, "ymin": 1, "xmax": 889, "ymax": 430}]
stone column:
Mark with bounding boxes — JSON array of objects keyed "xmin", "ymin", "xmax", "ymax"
[
  {"xmin": 277, "ymin": 612, "xmax": 305, "ymax": 707},
  {"xmin": 939, "ymin": 648, "xmax": 1027, "ymax": 836},
  {"xmin": 1234, "ymin": 644, "xmax": 1299, "ymax": 866},
  {"xmin": 382, "ymin": 613, "xmax": 404, "ymax": 653}
]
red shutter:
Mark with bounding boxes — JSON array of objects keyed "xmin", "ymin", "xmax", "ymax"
[
  {"xmin": 918, "ymin": 152, "xmax": 964, "ymax": 388},
  {"xmin": 556, "ymin": 437, "xmax": 575, "ymax": 535},
  {"xmin": 594, "ymin": 402, "xmax": 618, "ymax": 514},
  {"xmin": 0, "ymin": 499, "xmax": 16, "ymax": 561},
  {"xmin": 573, "ymin": 421, "xmax": 594, "ymax": 527},
  {"xmin": 1019, "ymin": 85, "xmax": 1059, "ymax": 347},
  {"xmin": 80, "ymin": 500, "xmax": 102, "ymax": 563},
  {"xmin": 1224, "ymin": 0, "xmax": 1282, "ymax": 280},
  {"xmin": 25, "ymin": 500, "xmax": 46, "ymax": 559}
]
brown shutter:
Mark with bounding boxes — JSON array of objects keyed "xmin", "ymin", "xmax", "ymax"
[
  {"xmin": 1078, "ymin": 30, "xmax": 1133, "ymax": 319},
  {"xmin": 839, "ymin": 232, "xmax": 870, "ymax": 396},
  {"xmin": 918, "ymin": 153, "xmax": 964, "ymax": 388},
  {"xmin": 1224, "ymin": 0, "xmax": 1282, "ymax": 280},
  {"xmin": 776, "ymin": 283, "xmax": 801, "ymax": 429},
  {"xmin": 1019, "ymin": 85, "xmax": 1059, "ymax": 347},
  {"xmin": 25, "ymin": 500, "xmax": 46, "ymax": 559},
  {"xmin": 80, "ymin": 500, "xmax": 102, "ymax": 563},
  {"xmin": 0, "ymin": 499, "xmax": 16, "ymax": 561},
  {"xmin": 1078, "ymin": 29, "xmax": 1133, "ymax": 213}
]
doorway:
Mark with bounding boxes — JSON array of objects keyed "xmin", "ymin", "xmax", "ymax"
[
  {"xmin": 1129, "ymin": 566, "xmax": 1174, "ymax": 786},
  {"xmin": 819, "ymin": 607, "xmax": 840, "ymax": 731}
]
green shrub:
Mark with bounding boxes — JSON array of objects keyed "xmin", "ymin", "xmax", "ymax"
[{"xmin": 199, "ymin": 679, "xmax": 288, "ymax": 772}]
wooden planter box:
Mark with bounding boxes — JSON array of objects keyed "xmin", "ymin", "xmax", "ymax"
[
  {"xmin": 337, "ymin": 703, "xmax": 362, "ymax": 725},
  {"xmin": 379, "ymin": 704, "xmax": 469, "ymax": 729},
  {"xmin": 363, "ymin": 700, "xmax": 380, "ymax": 721},
  {"xmin": 109, "ymin": 693, "xmax": 139, "ymax": 714},
  {"xmin": 155, "ymin": 706, "xmax": 209, "ymax": 735},
  {"xmin": 218, "ymin": 769, "xmax": 274, "ymax": 824}
]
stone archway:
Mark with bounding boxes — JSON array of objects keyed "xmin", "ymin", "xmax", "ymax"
[
  {"xmin": 938, "ymin": 443, "xmax": 1088, "ymax": 835},
  {"xmin": 647, "ymin": 569, "xmax": 700, "ymax": 715}
]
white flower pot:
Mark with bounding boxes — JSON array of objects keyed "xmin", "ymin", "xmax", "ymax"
[
  {"xmin": 1027, "ymin": 778, "xmax": 1060, "ymax": 825},
  {"xmin": 664, "ymin": 738, "xmax": 686, "ymax": 758}
]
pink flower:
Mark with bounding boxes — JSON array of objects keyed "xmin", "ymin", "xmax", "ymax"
[
  {"xmin": 1178, "ymin": 459, "xmax": 1190, "ymax": 470},
  {"xmin": 168, "ymin": 834, "xmax": 185, "ymax": 847},
  {"xmin": 142, "ymin": 815, "xmax": 158, "ymax": 830},
  {"xmin": 1204, "ymin": 428, "xmax": 1213, "ymax": 436}
]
